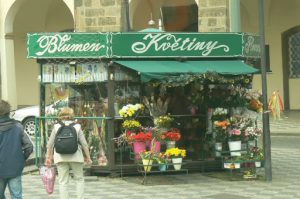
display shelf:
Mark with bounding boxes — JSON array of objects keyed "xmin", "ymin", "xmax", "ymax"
[{"xmin": 136, "ymin": 161, "xmax": 189, "ymax": 185}]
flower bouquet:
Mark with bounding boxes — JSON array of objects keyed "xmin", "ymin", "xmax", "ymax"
[
  {"xmin": 119, "ymin": 103, "xmax": 144, "ymax": 119},
  {"xmin": 214, "ymin": 120, "xmax": 230, "ymax": 143},
  {"xmin": 165, "ymin": 147, "xmax": 186, "ymax": 159},
  {"xmin": 165, "ymin": 147, "xmax": 186, "ymax": 170},
  {"xmin": 244, "ymin": 126, "xmax": 262, "ymax": 141},
  {"xmin": 127, "ymin": 131, "xmax": 153, "ymax": 143},
  {"xmin": 162, "ymin": 128, "xmax": 181, "ymax": 142},
  {"xmin": 249, "ymin": 147, "xmax": 264, "ymax": 161},
  {"xmin": 154, "ymin": 115, "xmax": 174, "ymax": 129},
  {"xmin": 139, "ymin": 150, "xmax": 155, "ymax": 172},
  {"xmin": 211, "ymin": 108, "xmax": 228, "ymax": 121},
  {"xmin": 154, "ymin": 152, "xmax": 170, "ymax": 171},
  {"xmin": 121, "ymin": 119, "xmax": 142, "ymax": 132}
]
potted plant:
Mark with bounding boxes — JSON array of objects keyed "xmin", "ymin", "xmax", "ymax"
[
  {"xmin": 154, "ymin": 152, "xmax": 170, "ymax": 171},
  {"xmin": 165, "ymin": 147, "xmax": 186, "ymax": 170},
  {"xmin": 213, "ymin": 120, "xmax": 230, "ymax": 156},
  {"xmin": 223, "ymin": 155, "xmax": 245, "ymax": 169},
  {"xmin": 118, "ymin": 103, "xmax": 144, "ymax": 119},
  {"xmin": 128, "ymin": 131, "xmax": 153, "ymax": 159},
  {"xmin": 211, "ymin": 107, "xmax": 228, "ymax": 121},
  {"xmin": 139, "ymin": 150, "xmax": 155, "ymax": 172},
  {"xmin": 249, "ymin": 147, "xmax": 264, "ymax": 167},
  {"xmin": 153, "ymin": 115, "xmax": 174, "ymax": 130},
  {"xmin": 162, "ymin": 128, "xmax": 181, "ymax": 149}
]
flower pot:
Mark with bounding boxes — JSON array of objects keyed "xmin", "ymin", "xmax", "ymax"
[
  {"xmin": 158, "ymin": 163, "xmax": 168, "ymax": 171},
  {"xmin": 171, "ymin": 157, "xmax": 182, "ymax": 170},
  {"xmin": 228, "ymin": 140, "xmax": 242, "ymax": 156},
  {"xmin": 142, "ymin": 159, "xmax": 153, "ymax": 172},
  {"xmin": 133, "ymin": 142, "xmax": 146, "ymax": 160},
  {"xmin": 215, "ymin": 142, "xmax": 222, "ymax": 157},
  {"xmin": 150, "ymin": 141, "xmax": 161, "ymax": 153},
  {"xmin": 255, "ymin": 161, "xmax": 261, "ymax": 168},
  {"xmin": 166, "ymin": 141, "xmax": 176, "ymax": 149},
  {"xmin": 248, "ymin": 140, "xmax": 256, "ymax": 148}
]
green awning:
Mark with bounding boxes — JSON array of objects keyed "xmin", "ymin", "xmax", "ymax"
[{"xmin": 115, "ymin": 60, "xmax": 258, "ymax": 82}]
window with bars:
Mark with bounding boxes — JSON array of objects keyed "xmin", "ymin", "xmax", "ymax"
[{"xmin": 288, "ymin": 32, "xmax": 300, "ymax": 78}]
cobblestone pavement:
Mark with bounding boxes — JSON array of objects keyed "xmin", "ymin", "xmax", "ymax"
[{"xmin": 5, "ymin": 111, "xmax": 300, "ymax": 199}]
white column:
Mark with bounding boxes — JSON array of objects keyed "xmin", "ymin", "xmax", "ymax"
[
  {"xmin": 230, "ymin": 0, "xmax": 241, "ymax": 32},
  {"xmin": 0, "ymin": 35, "xmax": 18, "ymax": 109}
]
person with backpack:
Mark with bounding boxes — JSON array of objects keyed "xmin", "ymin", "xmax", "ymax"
[
  {"xmin": 0, "ymin": 99, "xmax": 33, "ymax": 199},
  {"xmin": 45, "ymin": 107, "xmax": 92, "ymax": 199}
]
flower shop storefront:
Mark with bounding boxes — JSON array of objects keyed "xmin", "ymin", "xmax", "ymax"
[{"xmin": 27, "ymin": 31, "xmax": 261, "ymax": 175}]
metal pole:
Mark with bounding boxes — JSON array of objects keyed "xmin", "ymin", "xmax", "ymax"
[
  {"xmin": 258, "ymin": 0, "xmax": 272, "ymax": 181},
  {"xmin": 124, "ymin": 0, "xmax": 131, "ymax": 31}
]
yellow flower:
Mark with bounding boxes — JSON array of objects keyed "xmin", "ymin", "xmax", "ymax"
[{"xmin": 165, "ymin": 147, "xmax": 186, "ymax": 158}]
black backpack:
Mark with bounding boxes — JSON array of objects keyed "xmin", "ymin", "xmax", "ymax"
[{"xmin": 54, "ymin": 122, "xmax": 78, "ymax": 154}]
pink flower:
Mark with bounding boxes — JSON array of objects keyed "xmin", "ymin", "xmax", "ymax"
[{"xmin": 230, "ymin": 129, "xmax": 241, "ymax": 136}]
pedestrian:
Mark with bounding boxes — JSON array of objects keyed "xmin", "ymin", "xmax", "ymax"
[
  {"xmin": 45, "ymin": 107, "xmax": 92, "ymax": 199},
  {"xmin": 0, "ymin": 99, "xmax": 34, "ymax": 199}
]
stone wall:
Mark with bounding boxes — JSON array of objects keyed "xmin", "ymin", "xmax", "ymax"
[
  {"xmin": 198, "ymin": 0, "xmax": 230, "ymax": 32},
  {"xmin": 74, "ymin": 0, "xmax": 127, "ymax": 32}
]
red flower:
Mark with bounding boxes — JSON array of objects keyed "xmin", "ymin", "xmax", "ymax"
[
  {"xmin": 128, "ymin": 131, "xmax": 153, "ymax": 142},
  {"xmin": 162, "ymin": 128, "xmax": 181, "ymax": 141}
]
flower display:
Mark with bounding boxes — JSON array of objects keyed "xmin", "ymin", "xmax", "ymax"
[
  {"xmin": 162, "ymin": 128, "xmax": 181, "ymax": 141},
  {"xmin": 127, "ymin": 131, "xmax": 153, "ymax": 143},
  {"xmin": 139, "ymin": 150, "xmax": 155, "ymax": 160},
  {"xmin": 228, "ymin": 115, "xmax": 253, "ymax": 141},
  {"xmin": 154, "ymin": 115, "xmax": 174, "ymax": 129},
  {"xmin": 165, "ymin": 147, "xmax": 186, "ymax": 158},
  {"xmin": 245, "ymin": 90, "xmax": 263, "ymax": 113},
  {"xmin": 211, "ymin": 108, "xmax": 228, "ymax": 121},
  {"xmin": 249, "ymin": 147, "xmax": 264, "ymax": 161},
  {"xmin": 214, "ymin": 120, "xmax": 230, "ymax": 142},
  {"xmin": 244, "ymin": 126, "xmax": 262, "ymax": 140},
  {"xmin": 154, "ymin": 152, "xmax": 170, "ymax": 164},
  {"xmin": 119, "ymin": 103, "xmax": 144, "ymax": 119},
  {"xmin": 121, "ymin": 119, "xmax": 142, "ymax": 131},
  {"xmin": 228, "ymin": 128, "xmax": 242, "ymax": 141}
]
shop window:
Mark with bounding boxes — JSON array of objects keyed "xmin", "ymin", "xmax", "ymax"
[{"xmin": 288, "ymin": 31, "xmax": 300, "ymax": 78}]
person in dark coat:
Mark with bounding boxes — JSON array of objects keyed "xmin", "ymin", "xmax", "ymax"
[{"xmin": 0, "ymin": 99, "xmax": 33, "ymax": 199}]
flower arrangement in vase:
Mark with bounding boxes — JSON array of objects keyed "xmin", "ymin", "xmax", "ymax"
[
  {"xmin": 214, "ymin": 120, "xmax": 230, "ymax": 143},
  {"xmin": 244, "ymin": 126, "xmax": 262, "ymax": 141},
  {"xmin": 121, "ymin": 119, "xmax": 142, "ymax": 133},
  {"xmin": 127, "ymin": 131, "xmax": 153, "ymax": 143},
  {"xmin": 162, "ymin": 128, "xmax": 181, "ymax": 142},
  {"xmin": 154, "ymin": 115, "xmax": 174, "ymax": 129},
  {"xmin": 211, "ymin": 107, "xmax": 228, "ymax": 121},
  {"xmin": 165, "ymin": 147, "xmax": 186, "ymax": 170},
  {"xmin": 165, "ymin": 147, "xmax": 186, "ymax": 159},
  {"xmin": 119, "ymin": 103, "xmax": 144, "ymax": 119},
  {"xmin": 139, "ymin": 150, "xmax": 155, "ymax": 172},
  {"xmin": 154, "ymin": 152, "xmax": 170, "ymax": 171}
]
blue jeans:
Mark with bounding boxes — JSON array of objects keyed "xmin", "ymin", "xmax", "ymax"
[{"xmin": 0, "ymin": 175, "xmax": 22, "ymax": 199}]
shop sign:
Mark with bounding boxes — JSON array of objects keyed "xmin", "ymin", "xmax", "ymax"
[
  {"xmin": 27, "ymin": 33, "xmax": 109, "ymax": 58},
  {"xmin": 112, "ymin": 32, "xmax": 243, "ymax": 58},
  {"xmin": 243, "ymin": 34, "xmax": 261, "ymax": 57},
  {"xmin": 27, "ymin": 32, "xmax": 260, "ymax": 58}
]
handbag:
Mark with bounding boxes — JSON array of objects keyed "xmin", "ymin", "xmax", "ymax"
[{"xmin": 39, "ymin": 166, "xmax": 56, "ymax": 194}]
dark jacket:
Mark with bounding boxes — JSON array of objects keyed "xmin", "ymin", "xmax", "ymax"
[{"xmin": 0, "ymin": 115, "xmax": 34, "ymax": 178}]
